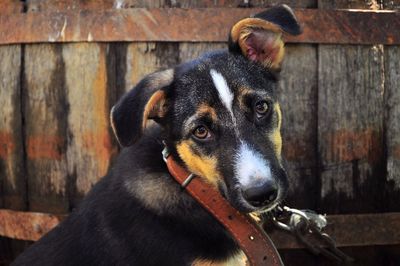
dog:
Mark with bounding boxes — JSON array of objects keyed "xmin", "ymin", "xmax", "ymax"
[{"xmin": 13, "ymin": 5, "xmax": 301, "ymax": 266}]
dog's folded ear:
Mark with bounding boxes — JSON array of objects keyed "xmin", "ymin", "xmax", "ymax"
[
  {"xmin": 110, "ymin": 69, "xmax": 174, "ymax": 147},
  {"xmin": 228, "ymin": 4, "xmax": 302, "ymax": 71}
]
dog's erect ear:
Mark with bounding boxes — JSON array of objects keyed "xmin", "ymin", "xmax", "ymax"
[
  {"xmin": 228, "ymin": 4, "xmax": 302, "ymax": 71},
  {"xmin": 110, "ymin": 69, "xmax": 174, "ymax": 147}
]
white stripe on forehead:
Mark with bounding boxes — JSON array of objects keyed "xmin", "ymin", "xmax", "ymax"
[{"xmin": 210, "ymin": 69, "xmax": 234, "ymax": 115}]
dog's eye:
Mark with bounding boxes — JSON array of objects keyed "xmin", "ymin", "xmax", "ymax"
[
  {"xmin": 254, "ymin": 100, "xmax": 269, "ymax": 117},
  {"xmin": 193, "ymin": 126, "xmax": 210, "ymax": 140}
]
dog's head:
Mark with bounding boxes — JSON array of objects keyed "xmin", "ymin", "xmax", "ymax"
[{"xmin": 111, "ymin": 5, "xmax": 301, "ymax": 213}]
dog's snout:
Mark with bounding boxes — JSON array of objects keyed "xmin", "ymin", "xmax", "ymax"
[{"xmin": 241, "ymin": 179, "xmax": 278, "ymax": 207}]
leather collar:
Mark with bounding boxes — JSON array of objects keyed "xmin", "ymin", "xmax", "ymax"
[{"xmin": 163, "ymin": 148, "xmax": 283, "ymax": 266}]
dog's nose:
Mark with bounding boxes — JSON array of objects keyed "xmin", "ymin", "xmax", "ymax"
[{"xmin": 242, "ymin": 180, "xmax": 278, "ymax": 207}]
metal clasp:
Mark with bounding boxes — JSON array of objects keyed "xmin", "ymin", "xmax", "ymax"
[
  {"xmin": 181, "ymin": 173, "xmax": 196, "ymax": 189},
  {"xmin": 162, "ymin": 146, "xmax": 170, "ymax": 162},
  {"xmin": 162, "ymin": 145, "xmax": 196, "ymax": 189},
  {"xmin": 269, "ymin": 205, "xmax": 353, "ymax": 264}
]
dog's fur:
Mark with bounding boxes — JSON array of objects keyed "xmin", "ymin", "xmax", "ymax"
[{"xmin": 13, "ymin": 5, "xmax": 301, "ymax": 266}]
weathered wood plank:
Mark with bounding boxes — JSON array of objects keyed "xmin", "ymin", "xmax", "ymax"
[
  {"xmin": 383, "ymin": 0, "xmax": 400, "ymax": 9},
  {"xmin": 318, "ymin": 1, "xmax": 386, "ymax": 214},
  {"xmin": 24, "ymin": 0, "xmax": 319, "ymax": 9},
  {"xmin": 385, "ymin": 46, "xmax": 400, "ymax": 209},
  {"xmin": 62, "ymin": 43, "xmax": 118, "ymax": 206},
  {"xmin": 26, "ymin": 0, "xmax": 175, "ymax": 10},
  {"xmin": 0, "ymin": 0, "xmax": 23, "ymax": 13},
  {"xmin": 117, "ymin": 0, "xmax": 180, "ymax": 95},
  {"xmin": 26, "ymin": 0, "xmax": 115, "ymax": 11},
  {"xmin": 317, "ymin": 45, "xmax": 385, "ymax": 214},
  {"xmin": 23, "ymin": 44, "xmax": 69, "ymax": 213},
  {"xmin": 277, "ymin": 44, "xmax": 318, "ymax": 209},
  {"xmin": 177, "ymin": 0, "xmax": 317, "ymax": 8},
  {"xmin": 1, "ymin": 8, "xmax": 400, "ymax": 45},
  {"xmin": 25, "ymin": 0, "xmax": 317, "ymax": 9},
  {"xmin": 0, "ymin": 209, "xmax": 64, "ymax": 241},
  {"xmin": 178, "ymin": 43, "xmax": 226, "ymax": 63},
  {"xmin": 318, "ymin": 0, "xmax": 380, "ymax": 9},
  {"xmin": 122, "ymin": 42, "xmax": 179, "ymax": 92},
  {"xmin": 239, "ymin": 0, "xmax": 317, "ymax": 8},
  {"xmin": 0, "ymin": 45, "xmax": 25, "ymax": 210}
]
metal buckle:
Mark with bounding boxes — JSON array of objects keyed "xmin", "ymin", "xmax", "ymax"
[
  {"xmin": 162, "ymin": 145, "xmax": 196, "ymax": 189},
  {"xmin": 162, "ymin": 146, "xmax": 170, "ymax": 162}
]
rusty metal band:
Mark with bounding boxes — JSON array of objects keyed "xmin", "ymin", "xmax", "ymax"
[
  {"xmin": 1, "ymin": 209, "xmax": 400, "ymax": 249},
  {"xmin": 0, "ymin": 8, "xmax": 399, "ymax": 45}
]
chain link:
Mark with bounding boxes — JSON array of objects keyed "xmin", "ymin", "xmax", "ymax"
[{"xmin": 268, "ymin": 205, "xmax": 354, "ymax": 264}]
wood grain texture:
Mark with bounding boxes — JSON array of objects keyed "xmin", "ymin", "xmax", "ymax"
[
  {"xmin": 318, "ymin": 0, "xmax": 380, "ymax": 9},
  {"xmin": 243, "ymin": 0, "xmax": 317, "ymax": 8},
  {"xmin": 23, "ymin": 44, "xmax": 69, "ymax": 213},
  {"xmin": 122, "ymin": 42, "xmax": 179, "ymax": 93},
  {"xmin": 118, "ymin": 0, "xmax": 179, "ymax": 94},
  {"xmin": 26, "ymin": 0, "xmax": 114, "ymax": 11},
  {"xmin": 3, "ymin": 9, "xmax": 400, "ymax": 45},
  {"xmin": 318, "ymin": 44, "xmax": 385, "ymax": 214},
  {"xmin": 278, "ymin": 44, "xmax": 318, "ymax": 209},
  {"xmin": 25, "ymin": 0, "xmax": 317, "ymax": 9},
  {"xmin": 383, "ymin": 0, "xmax": 400, "ymax": 9},
  {"xmin": 318, "ymin": 0, "xmax": 385, "ymax": 214},
  {"xmin": 178, "ymin": 43, "xmax": 226, "ymax": 63},
  {"xmin": 177, "ymin": 0, "xmax": 317, "ymax": 7},
  {"xmin": 0, "ymin": 0, "xmax": 23, "ymax": 13},
  {"xmin": 62, "ymin": 43, "xmax": 117, "ymax": 204},
  {"xmin": 385, "ymin": 46, "xmax": 400, "ymax": 199},
  {"xmin": 383, "ymin": 0, "xmax": 400, "ymax": 201},
  {"xmin": 288, "ymin": 3, "xmax": 388, "ymax": 266},
  {"xmin": 25, "ymin": 0, "xmax": 176, "ymax": 11},
  {"xmin": 0, "ymin": 45, "xmax": 25, "ymax": 210},
  {"xmin": 312, "ymin": 2, "xmax": 397, "ymax": 266}
]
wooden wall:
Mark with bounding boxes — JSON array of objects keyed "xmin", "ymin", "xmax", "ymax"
[{"xmin": 1, "ymin": 0, "xmax": 400, "ymax": 265}]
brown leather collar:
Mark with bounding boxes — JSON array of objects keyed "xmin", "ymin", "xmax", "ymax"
[{"xmin": 163, "ymin": 149, "xmax": 283, "ymax": 266}]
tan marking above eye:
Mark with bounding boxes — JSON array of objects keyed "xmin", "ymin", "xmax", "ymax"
[
  {"xmin": 238, "ymin": 87, "xmax": 252, "ymax": 111},
  {"xmin": 197, "ymin": 103, "xmax": 218, "ymax": 121}
]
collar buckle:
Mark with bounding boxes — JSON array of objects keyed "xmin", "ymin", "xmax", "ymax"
[
  {"xmin": 162, "ymin": 146, "xmax": 196, "ymax": 188},
  {"xmin": 162, "ymin": 146, "xmax": 170, "ymax": 163}
]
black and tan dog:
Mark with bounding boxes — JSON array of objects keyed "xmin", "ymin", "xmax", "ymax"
[{"xmin": 14, "ymin": 5, "xmax": 301, "ymax": 266}]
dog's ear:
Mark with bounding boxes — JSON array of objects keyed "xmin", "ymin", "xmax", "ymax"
[
  {"xmin": 110, "ymin": 69, "xmax": 174, "ymax": 147},
  {"xmin": 228, "ymin": 4, "xmax": 302, "ymax": 71}
]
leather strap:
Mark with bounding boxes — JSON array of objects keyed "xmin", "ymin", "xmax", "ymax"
[{"xmin": 164, "ymin": 153, "xmax": 283, "ymax": 266}]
